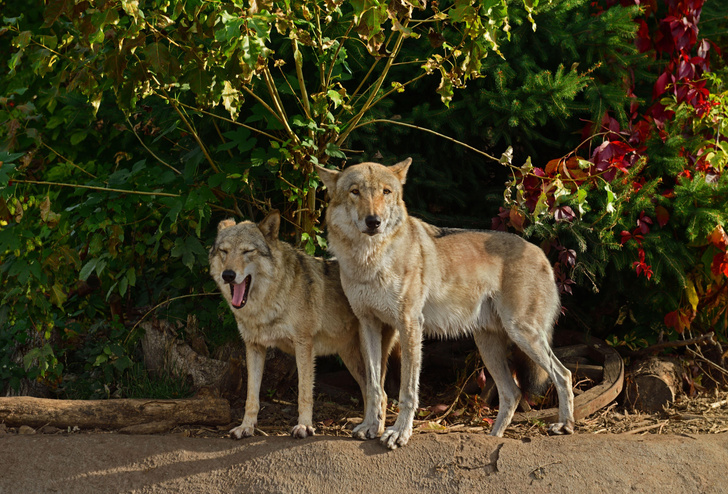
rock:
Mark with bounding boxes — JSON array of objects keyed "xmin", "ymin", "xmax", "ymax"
[{"xmin": 18, "ymin": 425, "xmax": 36, "ymax": 435}]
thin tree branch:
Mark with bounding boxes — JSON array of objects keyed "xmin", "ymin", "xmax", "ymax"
[
  {"xmin": 171, "ymin": 98, "xmax": 282, "ymax": 143},
  {"xmin": 352, "ymin": 118, "xmax": 500, "ymax": 162},
  {"xmin": 337, "ymin": 27, "xmax": 409, "ymax": 147},
  {"xmin": 40, "ymin": 142, "xmax": 97, "ymax": 179},
  {"xmin": 157, "ymin": 87, "xmax": 221, "ymax": 174},
  {"xmin": 125, "ymin": 117, "xmax": 182, "ymax": 175},
  {"xmin": 12, "ymin": 179, "xmax": 181, "ymax": 197}
]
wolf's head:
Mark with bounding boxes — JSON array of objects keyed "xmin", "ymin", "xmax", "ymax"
[
  {"xmin": 209, "ymin": 210, "xmax": 279, "ymax": 310},
  {"xmin": 316, "ymin": 158, "xmax": 412, "ymax": 239}
]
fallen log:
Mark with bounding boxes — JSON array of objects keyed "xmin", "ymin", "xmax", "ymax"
[
  {"xmin": 0, "ymin": 396, "xmax": 231, "ymax": 430},
  {"xmin": 623, "ymin": 357, "xmax": 682, "ymax": 413}
]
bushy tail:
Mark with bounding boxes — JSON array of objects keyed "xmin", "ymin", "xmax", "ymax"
[{"xmin": 512, "ymin": 346, "xmax": 551, "ymax": 399}]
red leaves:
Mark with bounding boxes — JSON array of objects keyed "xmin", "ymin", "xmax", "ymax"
[
  {"xmin": 708, "ymin": 225, "xmax": 728, "ymax": 251},
  {"xmin": 636, "ymin": 212, "xmax": 653, "ymax": 234},
  {"xmin": 476, "ymin": 369, "xmax": 487, "ymax": 390},
  {"xmin": 554, "ymin": 261, "xmax": 576, "ymax": 295},
  {"xmin": 664, "ymin": 307, "xmax": 695, "ymax": 334},
  {"xmin": 711, "ymin": 252, "xmax": 728, "ymax": 278},
  {"xmin": 635, "ymin": 18, "xmax": 652, "ymax": 53},
  {"xmin": 620, "ymin": 229, "xmax": 643, "ymax": 245},
  {"xmin": 591, "ymin": 139, "xmax": 637, "ymax": 181},
  {"xmin": 655, "ymin": 206, "xmax": 670, "ymax": 228},
  {"xmin": 553, "ymin": 206, "xmax": 576, "ymax": 223},
  {"xmin": 709, "ymin": 226, "xmax": 728, "ymax": 278},
  {"xmin": 632, "ymin": 248, "xmax": 653, "ymax": 280}
]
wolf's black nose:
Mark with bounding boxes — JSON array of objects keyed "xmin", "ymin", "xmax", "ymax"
[
  {"xmin": 365, "ymin": 215, "xmax": 381, "ymax": 229},
  {"xmin": 222, "ymin": 270, "xmax": 237, "ymax": 283}
]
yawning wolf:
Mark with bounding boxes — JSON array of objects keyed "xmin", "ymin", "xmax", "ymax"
[{"xmin": 209, "ymin": 210, "xmax": 396, "ymax": 439}]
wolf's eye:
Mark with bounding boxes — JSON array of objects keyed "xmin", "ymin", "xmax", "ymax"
[
  {"xmin": 350, "ymin": 189, "xmax": 360, "ymax": 196},
  {"xmin": 383, "ymin": 188, "xmax": 391, "ymax": 195},
  {"xmin": 218, "ymin": 248, "xmax": 228, "ymax": 255},
  {"xmin": 242, "ymin": 249, "xmax": 255, "ymax": 255}
]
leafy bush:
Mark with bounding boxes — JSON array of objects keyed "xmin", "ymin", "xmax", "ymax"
[
  {"xmin": 494, "ymin": 0, "xmax": 728, "ymax": 345},
  {"xmin": 0, "ymin": 0, "xmax": 528, "ymax": 395}
]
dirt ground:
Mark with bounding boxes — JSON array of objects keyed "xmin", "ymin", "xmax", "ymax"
[{"xmin": 2, "ymin": 388, "xmax": 728, "ymax": 493}]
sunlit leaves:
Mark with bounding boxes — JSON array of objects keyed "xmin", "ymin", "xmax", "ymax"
[{"xmin": 221, "ymin": 81, "xmax": 243, "ymax": 119}]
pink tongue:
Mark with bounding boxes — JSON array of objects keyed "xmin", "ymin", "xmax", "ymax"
[{"xmin": 232, "ymin": 278, "xmax": 248, "ymax": 307}]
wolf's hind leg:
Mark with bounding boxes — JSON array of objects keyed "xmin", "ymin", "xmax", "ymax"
[
  {"xmin": 507, "ymin": 325, "xmax": 575, "ymax": 435},
  {"xmin": 474, "ymin": 331, "xmax": 521, "ymax": 438}
]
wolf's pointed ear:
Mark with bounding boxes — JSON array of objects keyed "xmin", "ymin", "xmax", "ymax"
[
  {"xmin": 389, "ymin": 158, "xmax": 412, "ymax": 184},
  {"xmin": 315, "ymin": 165, "xmax": 339, "ymax": 192},
  {"xmin": 258, "ymin": 209, "xmax": 281, "ymax": 240},
  {"xmin": 218, "ymin": 219, "xmax": 236, "ymax": 232}
]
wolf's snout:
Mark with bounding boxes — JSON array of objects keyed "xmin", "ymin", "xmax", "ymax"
[
  {"xmin": 222, "ymin": 269, "xmax": 237, "ymax": 283},
  {"xmin": 365, "ymin": 215, "xmax": 381, "ymax": 230}
]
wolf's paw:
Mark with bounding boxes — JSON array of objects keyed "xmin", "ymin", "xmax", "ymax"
[
  {"xmin": 380, "ymin": 424, "xmax": 412, "ymax": 450},
  {"xmin": 352, "ymin": 421, "xmax": 382, "ymax": 440},
  {"xmin": 547, "ymin": 420, "xmax": 575, "ymax": 435},
  {"xmin": 291, "ymin": 424, "xmax": 315, "ymax": 439},
  {"xmin": 230, "ymin": 424, "xmax": 255, "ymax": 439}
]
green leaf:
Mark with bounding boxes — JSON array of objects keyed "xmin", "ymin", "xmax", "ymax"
[
  {"xmin": 604, "ymin": 183, "xmax": 616, "ymax": 214},
  {"xmin": 125, "ymin": 267, "xmax": 137, "ymax": 287},
  {"xmin": 144, "ymin": 42, "xmax": 172, "ymax": 75},
  {"xmin": 50, "ymin": 283, "xmax": 67, "ymax": 307},
  {"xmin": 533, "ymin": 192, "xmax": 549, "ymax": 217},
  {"xmin": 12, "ymin": 31, "xmax": 31, "ymax": 49},
  {"xmin": 79, "ymin": 258, "xmax": 99, "ymax": 281},
  {"xmin": 324, "ymin": 142, "xmax": 346, "ymax": 159},
  {"xmin": 70, "ymin": 131, "xmax": 87, "ymax": 145}
]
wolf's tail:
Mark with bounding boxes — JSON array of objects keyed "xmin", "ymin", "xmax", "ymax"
[{"xmin": 512, "ymin": 346, "xmax": 551, "ymax": 399}]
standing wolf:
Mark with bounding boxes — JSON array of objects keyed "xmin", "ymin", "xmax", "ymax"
[
  {"xmin": 316, "ymin": 159, "xmax": 575, "ymax": 449},
  {"xmin": 209, "ymin": 210, "xmax": 395, "ymax": 439}
]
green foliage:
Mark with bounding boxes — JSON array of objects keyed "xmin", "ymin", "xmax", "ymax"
[
  {"xmin": 0, "ymin": 0, "xmax": 528, "ymax": 395},
  {"xmin": 351, "ymin": 0, "xmax": 643, "ymax": 226}
]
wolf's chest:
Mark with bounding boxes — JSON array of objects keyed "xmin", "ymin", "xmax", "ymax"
[{"xmin": 341, "ymin": 268, "xmax": 404, "ymax": 324}]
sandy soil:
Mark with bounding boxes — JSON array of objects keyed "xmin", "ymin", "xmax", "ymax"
[
  {"xmin": 2, "ymin": 431, "xmax": 727, "ymax": 493},
  {"xmin": 3, "ymin": 346, "xmax": 727, "ymax": 493},
  {"xmin": 2, "ymin": 388, "xmax": 728, "ymax": 493}
]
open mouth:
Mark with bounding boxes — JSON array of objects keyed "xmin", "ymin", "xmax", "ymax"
[{"xmin": 228, "ymin": 275, "xmax": 251, "ymax": 309}]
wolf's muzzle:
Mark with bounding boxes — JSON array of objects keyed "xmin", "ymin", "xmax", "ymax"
[
  {"xmin": 222, "ymin": 270, "xmax": 236, "ymax": 283},
  {"xmin": 221, "ymin": 270, "xmax": 251, "ymax": 309},
  {"xmin": 364, "ymin": 215, "xmax": 381, "ymax": 235}
]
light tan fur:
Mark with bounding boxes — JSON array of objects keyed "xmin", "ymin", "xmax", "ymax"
[
  {"xmin": 317, "ymin": 160, "xmax": 575, "ymax": 449},
  {"xmin": 209, "ymin": 210, "xmax": 395, "ymax": 439}
]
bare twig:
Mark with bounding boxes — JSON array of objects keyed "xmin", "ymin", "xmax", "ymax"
[
  {"xmin": 628, "ymin": 332, "xmax": 715, "ymax": 358},
  {"xmin": 434, "ymin": 367, "xmax": 483, "ymax": 425},
  {"xmin": 40, "ymin": 142, "xmax": 97, "ymax": 179},
  {"xmin": 687, "ymin": 347, "xmax": 728, "ymax": 377},
  {"xmin": 125, "ymin": 117, "xmax": 182, "ymax": 175},
  {"xmin": 123, "ymin": 293, "xmax": 220, "ymax": 346},
  {"xmin": 353, "ymin": 119, "xmax": 500, "ymax": 162},
  {"xmin": 624, "ymin": 420, "xmax": 669, "ymax": 435},
  {"xmin": 12, "ymin": 179, "xmax": 180, "ymax": 197}
]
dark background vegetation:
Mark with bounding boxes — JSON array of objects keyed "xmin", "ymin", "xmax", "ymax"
[{"xmin": 1, "ymin": 0, "xmax": 727, "ymax": 399}]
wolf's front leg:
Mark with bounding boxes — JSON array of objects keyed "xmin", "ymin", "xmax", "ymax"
[
  {"xmin": 231, "ymin": 341, "xmax": 266, "ymax": 439},
  {"xmin": 381, "ymin": 316, "xmax": 422, "ymax": 449},
  {"xmin": 292, "ymin": 341, "xmax": 316, "ymax": 438},
  {"xmin": 352, "ymin": 316, "xmax": 386, "ymax": 440}
]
